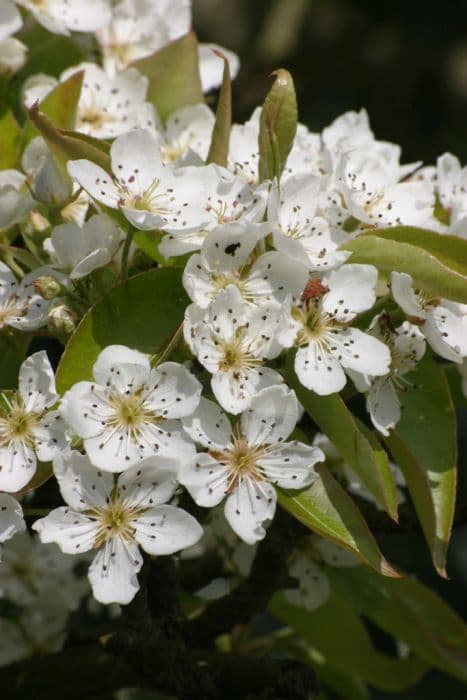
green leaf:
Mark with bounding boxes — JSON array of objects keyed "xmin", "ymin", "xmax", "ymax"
[
  {"xmin": 0, "ymin": 109, "xmax": 21, "ymax": 169},
  {"xmin": 331, "ymin": 566, "xmax": 467, "ymax": 682},
  {"xmin": 271, "ymin": 591, "xmax": 426, "ymax": 691},
  {"xmin": 56, "ymin": 268, "xmax": 189, "ymax": 393},
  {"xmin": 278, "ymin": 465, "xmax": 398, "ymax": 577},
  {"xmin": 28, "ymin": 103, "xmax": 111, "ymax": 173},
  {"xmin": 23, "ymin": 70, "xmax": 84, "ymax": 146},
  {"xmin": 284, "ymin": 353, "xmax": 398, "ymax": 518},
  {"xmin": 133, "ymin": 32, "xmax": 203, "ymax": 123},
  {"xmin": 133, "ymin": 231, "xmax": 178, "ymax": 267},
  {"xmin": 0, "ymin": 334, "xmax": 29, "ymax": 389},
  {"xmin": 340, "ymin": 227, "xmax": 467, "ymax": 303},
  {"xmin": 385, "ymin": 354, "xmax": 457, "ymax": 576},
  {"xmin": 258, "ymin": 68, "xmax": 297, "ymax": 182},
  {"xmin": 206, "ymin": 51, "xmax": 231, "ymax": 167}
]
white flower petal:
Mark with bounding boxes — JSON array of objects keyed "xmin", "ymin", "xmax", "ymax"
[
  {"xmin": 144, "ymin": 361, "xmax": 201, "ymax": 418},
  {"xmin": 323, "ymin": 264, "xmax": 378, "ymax": 321},
  {"xmin": 366, "ymin": 378, "xmax": 401, "ymax": 436},
  {"xmin": 18, "ymin": 350, "xmax": 57, "ymax": 411},
  {"xmin": 178, "ymin": 453, "xmax": 230, "ymax": 507},
  {"xmin": 285, "ymin": 556, "xmax": 330, "ymax": 611},
  {"xmin": 68, "ymin": 159, "xmax": 120, "ymax": 209},
  {"xmin": 182, "ymin": 397, "xmax": 231, "ymax": 450},
  {"xmin": 295, "ymin": 345, "xmax": 347, "ymax": 395},
  {"xmin": 88, "ymin": 538, "xmax": 142, "ymax": 605},
  {"xmin": 259, "ymin": 442, "xmax": 323, "ymax": 488},
  {"xmin": 118, "ymin": 458, "xmax": 179, "ymax": 508},
  {"xmin": 33, "ymin": 410, "xmax": 70, "ymax": 462},
  {"xmin": 33, "ymin": 508, "xmax": 98, "ymax": 555},
  {"xmin": 53, "ymin": 451, "xmax": 113, "ymax": 511},
  {"xmin": 224, "ymin": 476, "xmax": 276, "ymax": 544},
  {"xmin": 110, "ymin": 128, "xmax": 165, "ymax": 192},
  {"xmin": 391, "ymin": 272, "xmax": 425, "ymax": 317},
  {"xmin": 132, "ymin": 505, "xmax": 203, "ymax": 555},
  {"xmin": 211, "ymin": 365, "xmax": 283, "ymax": 415},
  {"xmin": 336, "ymin": 328, "xmax": 391, "ymax": 376},
  {"xmin": 0, "ymin": 443, "xmax": 36, "ymax": 492},
  {"xmin": 93, "ymin": 345, "xmax": 150, "ymax": 392},
  {"xmin": 241, "ymin": 385, "xmax": 298, "ymax": 446},
  {"xmin": 0, "ymin": 495, "xmax": 25, "ymax": 555}
]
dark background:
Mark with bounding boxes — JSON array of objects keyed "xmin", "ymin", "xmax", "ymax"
[{"xmin": 194, "ymin": 0, "xmax": 467, "ymax": 166}]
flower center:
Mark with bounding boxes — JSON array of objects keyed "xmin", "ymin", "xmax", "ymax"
[
  {"xmin": 292, "ymin": 303, "xmax": 336, "ymax": 348},
  {"xmin": 211, "ymin": 435, "xmax": 268, "ymax": 492},
  {"xmin": 91, "ymin": 494, "xmax": 145, "ymax": 547},
  {"xmin": 0, "ymin": 396, "xmax": 40, "ymax": 449},
  {"xmin": 0, "ymin": 297, "xmax": 28, "ymax": 329},
  {"xmin": 218, "ymin": 336, "xmax": 262, "ymax": 372},
  {"xmin": 106, "ymin": 391, "xmax": 158, "ymax": 440},
  {"xmin": 119, "ymin": 177, "xmax": 171, "ymax": 215}
]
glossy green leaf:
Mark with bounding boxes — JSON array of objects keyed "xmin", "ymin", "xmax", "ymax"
[
  {"xmin": 206, "ymin": 51, "xmax": 231, "ymax": 167},
  {"xmin": 284, "ymin": 354, "xmax": 398, "ymax": 519},
  {"xmin": 330, "ymin": 566, "xmax": 467, "ymax": 682},
  {"xmin": 0, "ymin": 334, "xmax": 30, "ymax": 389},
  {"xmin": 258, "ymin": 68, "xmax": 297, "ymax": 182},
  {"xmin": 385, "ymin": 354, "xmax": 457, "ymax": 576},
  {"xmin": 133, "ymin": 32, "xmax": 203, "ymax": 123},
  {"xmin": 340, "ymin": 227, "xmax": 467, "ymax": 303},
  {"xmin": 271, "ymin": 590, "xmax": 426, "ymax": 691},
  {"xmin": 0, "ymin": 109, "xmax": 21, "ymax": 169},
  {"xmin": 56, "ymin": 268, "xmax": 188, "ymax": 393},
  {"xmin": 28, "ymin": 103, "xmax": 111, "ymax": 173},
  {"xmin": 278, "ymin": 465, "xmax": 398, "ymax": 577}
]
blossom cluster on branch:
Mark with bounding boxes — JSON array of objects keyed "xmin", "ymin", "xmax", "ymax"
[{"xmin": 0, "ymin": 0, "xmax": 466, "ymax": 688}]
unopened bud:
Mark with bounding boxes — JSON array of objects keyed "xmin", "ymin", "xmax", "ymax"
[
  {"xmin": 48, "ymin": 302, "xmax": 78, "ymax": 337},
  {"xmin": 32, "ymin": 276, "xmax": 62, "ymax": 300}
]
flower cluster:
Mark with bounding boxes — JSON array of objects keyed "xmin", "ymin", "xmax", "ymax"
[{"xmin": 0, "ymin": 0, "xmax": 466, "ymax": 621}]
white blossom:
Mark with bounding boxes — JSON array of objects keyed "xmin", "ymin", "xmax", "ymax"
[
  {"xmin": 182, "ymin": 222, "xmax": 308, "ymax": 309},
  {"xmin": 180, "ymin": 386, "xmax": 324, "ymax": 544},
  {"xmin": 188, "ymin": 285, "xmax": 284, "ymax": 414},
  {"xmin": 44, "ymin": 214, "xmax": 123, "ymax": 280},
  {"xmin": 68, "ymin": 128, "xmax": 268, "ymax": 253},
  {"xmin": 391, "ymin": 272, "xmax": 467, "ymax": 363},
  {"xmin": 278, "ymin": 265, "xmax": 391, "ymax": 395},
  {"xmin": 0, "ymin": 352, "xmax": 69, "ymax": 492},
  {"xmin": 60, "ymin": 345, "xmax": 200, "ymax": 471},
  {"xmin": 33, "ymin": 451, "xmax": 203, "ymax": 604},
  {"xmin": 349, "ymin": 317, "xmax": 426, "ymax": 435},
  {"xmin": 60, "ymin": 63, "xmax": 157, "ymax": 139},
  {"xmin": 152, "ymin": 103, "xmax": 215, "ymax": 165},
  {"xmin": 198, "ymin": 43, "xmax": 239, "ymax": 93},
  {"xmin": 0, "ymin": 169, "xmax": 34, "ymax": 230}
]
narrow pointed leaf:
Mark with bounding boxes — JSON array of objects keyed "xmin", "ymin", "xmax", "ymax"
[
  {"xmin": 278, "ymin": 465, "xmax": 399, "ymax": 577},
  {"xmin": 340, "ymin": 227, "xmax": 467, "ymax": 303},
  {"xmin": 56, "ymin": 268, "xmax": 188, "ymax": 393},
  {"xmin": 206, "ymin": 51, "xmax": 231, "ymax": 167},
  {"xmin": 28, "ymin": 103, "xmax": 111, "ymax": 173},
  {"xmin": 284, "ymin": 354, "xmax": 399, "ymax": 519},
  {"xmin": 133, "ymin": 32, "xmax": 203, "ymax": 123},
  {"xmin": 258, "ymin": 68, "xmax": 297, "ymax": 182},
  {"xmin": 385, "ymin": 354, "xmax": 457, "ymax": 576},
  {"xmin": 331, "ymin": 566, "xmax": 467, "ymax": 682},
  {"xmin": 271, "ymin": 591, "xmax": 426, "ymax": 690}
]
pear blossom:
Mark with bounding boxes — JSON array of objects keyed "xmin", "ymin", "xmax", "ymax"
[
  {"xmin": 0, "ymin": 592, "xmax": 69, "ymax": 665},
  {"xmin": 435, "ymin": 152, "xmax": 467, "ymax": 231},
  {"xmin": 187, "ymin": 285, "xmax": 284, "ymax": 414},
  {"xmin": 180, "ymin": 386, "xmax": 324, "ymax": 544},
  {"xmin": 278, "ymin": 264, "xmax": 391, "ymax": 395},
  {"xmin": 0, "ymin": 531, "xmax": 87, "ymax": 607},
  {"xmin": 284, "ymin": 555, "xmax": 330, "ymax": 610},
  {"xmin": 59, "ymin": 63, "xmax": 156, "ymax": 139},
  {"xmin": 60, "ymin": 345, "xmax": 200, "ymax": 472},
  {"xmin": 182, "ymin": 222, "xmax": 308, "ymax": 309},
  {"xmin": 44, "ymin": 214, "xmax": 123, "ymax": 280},
  {"xmin": 0, "ymin": 351, "xmax": 69, "ymax": 492},
  {"xmin": 16, "ymin": 0, "xmax": 111, "ymax": 36},
  {"xmin": 68, "ymin": 128, "xmax": 268, "ymax": 253},
  {"xmin": 0, "ymin": 263, "xmax": 65, "ymax": 332},
  {"xmin": 33, "ymin": 451, "xmax": 203, "ymax": 604},
  {"xmin": 152, "ymin": 103, "xmax": 215, "ymax": 165},
  {"xmin": 96, "ymin": 0, "xmax": 191, "ymax": 77},
  {"xmin": 0, "ymin": 494, "xmax": 25, "ymax": 558},
  {"xmin": 348, "ymin": 316, "xmax": 426, "ymax": 436},
  {"xmin": 391, "ymin": 272, "xmax": 467, "ymax": 363},
  {"xmin": 268, "ymin": 174, "xmax": 350, "ymax": 271}
]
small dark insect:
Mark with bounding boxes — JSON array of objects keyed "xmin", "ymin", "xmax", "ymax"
[{"xmin": 225, "ymin": 242, "xmax": 241, "ymax": 256}]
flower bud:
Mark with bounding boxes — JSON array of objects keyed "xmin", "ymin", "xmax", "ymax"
[
  {"xmin": 32, "ymin": 276, "xmax": 62, "ymax": 301},
  {"xmin": 48, "ymin": 302, "xmax": 78, "ymax": 337}
]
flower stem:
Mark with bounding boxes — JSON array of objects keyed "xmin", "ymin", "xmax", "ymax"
[{"xmin": 151, "ymin": 322, "xmax": 184, "ymax": 366}]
